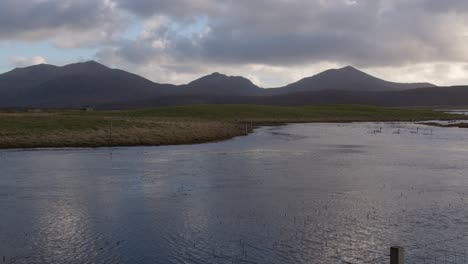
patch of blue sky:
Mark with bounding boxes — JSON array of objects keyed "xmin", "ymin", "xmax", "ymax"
[
  {"xmin": 122, "ymin": 19, "xmax": 145, "ymax": 40},
  {"xmin": 170, "ymin": 16, "xmax": 209, "ymax": 37}
]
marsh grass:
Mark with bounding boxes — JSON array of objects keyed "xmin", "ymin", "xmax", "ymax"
[{"xmin": 0, "ymin": 105, "xmax": 463, "ymax": 149}]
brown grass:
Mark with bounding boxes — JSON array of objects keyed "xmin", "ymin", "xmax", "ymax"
[
  {"xmin": 0, "ymin": 104, "xmax": 464, "ymax": 149},
  {"xmin": 0, "ymin": 120, "xmax": 248, "ymax": 149}
]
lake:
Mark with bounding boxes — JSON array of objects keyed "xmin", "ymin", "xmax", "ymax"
[{"xmin": 1, "ymin": 122, "xmax": 468, "ymax": 263}]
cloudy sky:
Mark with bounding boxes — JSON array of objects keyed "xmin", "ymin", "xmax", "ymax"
[{"xmin": 1, "ymin": 0, "xmax": 468, "ymax": 87}]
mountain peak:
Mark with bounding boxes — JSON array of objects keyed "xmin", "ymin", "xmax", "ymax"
[
  {"xmin": 331, "ymin": 66, "xmax": 365, "ymax": 75},
  {"xmin": 59, "ymin": 60, "xmax": 110, "ymax": 75},
  {"xmin": 209, "ymin": 72, "xmax": 226, "ymax": 77},
  {"xmin": 338, "ymin": 66, "xmax": 359, "ymax": 71},
  {"xmin": 7, "ymin": 61, "xmax": 105, "ymax": 74},
  {"xmin": 192, "ymin": 72, "xmax": 249, "ymax": 84},
  {"xmin": 66, "ymin": 60, "xmax": 108, "ymax": 69},
  {"xmin": 279, "ymin": 65, "xmax": 434, "ymax": 93},
  {"xmin": 83, "ymin": 60, "xmax": 105, "ymax": 66},
  {"xmin": 186, "ymin": 72, "xmax": 262, "ymax": 96}
]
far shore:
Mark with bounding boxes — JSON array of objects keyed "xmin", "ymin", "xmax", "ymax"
[{"xmin": 0, "ymin": 104, "xmax": 465, "ymax": 150}]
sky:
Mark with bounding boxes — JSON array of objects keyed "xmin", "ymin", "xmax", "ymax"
[{"xmin": 1, "ymin": 0, "xmax": 468, "ymax": 87}]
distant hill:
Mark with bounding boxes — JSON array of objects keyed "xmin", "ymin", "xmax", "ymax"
[
  {"xmin": 0, "ymin": 62, "xmax": 265, "ymax": 107},
  {"xmin": 183, "ymin": 72, "xmax": 264, "ymax": 96},
  {"xmin": 102, "ymin": 85, "xmax": 468, "ymax": 109},
  {"xmin": 270, "ymin": 66, "xmax": 435, "ymax": 94},
  {"xmin": 0, "ymin": 61, "xmax": 455, "ymax": 109},
  {"xmin": 0, "ymin": 61, "xmax": 177, "ymax": 107}
]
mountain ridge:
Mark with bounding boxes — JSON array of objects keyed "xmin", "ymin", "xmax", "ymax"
[
  {"xmin": 271, "ymin": 66, "xmax": 436, "ymax": 95},
  {"xmin": 0, "ymin": 61, "xmax": 443, "ymax": 108},
  {"xmin": 0, "ymin": 61, "xmax": 176, "ymax": 107},
  {"xmin": 185, "ymin": 72, "xmax": 264, "ymax": 96}
]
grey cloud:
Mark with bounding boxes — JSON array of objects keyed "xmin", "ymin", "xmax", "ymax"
[
  {"xmin": 107, "ymin": 0, "xmax": 468, "ymax": 68},
  {"xmin": 114, "ymin": 0, "xmax": 216, "ymax": 17},
  {"xmin": 418, "ymin": 0, "xmax": 468, "ymax": 13},
  {"xmin": 115, "ymin": 41, "xmax": 162, "ymax": 64},
  {"xmin": 2, "ymin": 0, "xmax": 467, "ymax": 70},
  {"xmin": 0, "ymin": 0, "xmax": 122, "ymax": 44}
]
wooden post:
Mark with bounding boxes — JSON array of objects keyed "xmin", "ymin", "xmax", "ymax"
[
  {"xmin": 390, "ymin": 246, "xmax": 404, "ymax": 264},
  {"xmin": 109, "ymin": 120, "xmax": 113, "ymax": 144}
]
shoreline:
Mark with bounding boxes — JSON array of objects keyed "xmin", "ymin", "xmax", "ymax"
[
  {"xmin": 1, "ymin": 104, "xmax": 465, "ymax": 150},
  {"xmin": 0, "ymin": 121, "xmax": 253, "ymax": 150},
  {"xmin": 1, "ymin": 119, "xmax": 466, "ymax": 151}
]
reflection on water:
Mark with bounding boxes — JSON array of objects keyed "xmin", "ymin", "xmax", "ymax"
[
  {"xmin": 443, "ymin": 109, "xmax": 468, "ymax": 116},
  {"xmin": 2, "ymin": 122, "xmax": 468, "ymax": 263}
]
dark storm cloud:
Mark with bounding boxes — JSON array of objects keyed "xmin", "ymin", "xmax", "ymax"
[
  {"xmin": 97, "ymin": 40, "xmax": 162, "ymax": 65},
  {"xmin": 2, "ymin": 0, "xmax": 468, "ymax": 68},
  {"xmin": 106, "ymin": 0, "xmax": 468, "ymax": 68},
  {"xmin": 0, "ymin": 0, "xmax": 120, "ymax": 43}
]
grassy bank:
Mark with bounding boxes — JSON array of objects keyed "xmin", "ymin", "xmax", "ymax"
[{"xmin": 0, "ymin": 105, "xmax": 463, "ymax": 149}]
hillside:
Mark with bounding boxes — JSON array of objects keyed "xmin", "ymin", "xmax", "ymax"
[
  {"xmin": 0, "ymin": 61, "xmax": 176, "ymax": 108},
  {"xmin": 183, "ymin": 72, "xmax": 264, "ymax": 96},
  {"xmin": 0, "ymin": 61, "xmax": 450, "ymax": 109},
  {"xmin": 271, "ymin": 66, "xmax": 435, "ymax": 94}
]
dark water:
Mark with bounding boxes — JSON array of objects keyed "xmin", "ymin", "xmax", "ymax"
[{"xmin": 2, "ymin": 123, "xmax": 468, "ymax": 264}]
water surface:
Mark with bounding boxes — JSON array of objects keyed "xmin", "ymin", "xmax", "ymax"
[{"xmin": 2, "ymin": 123, "xmax": 468, "ymax": 263}]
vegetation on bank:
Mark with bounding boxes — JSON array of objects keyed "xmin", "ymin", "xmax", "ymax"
[
  {"xmin": 0, "ymin": 104, "xmax": 464, "ymax": 149},
  {"xmin": 113, "ymin": 104, "xmax": 460, "ymax": 122}
]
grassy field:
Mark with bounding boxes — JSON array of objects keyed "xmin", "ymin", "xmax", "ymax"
[{"xmin": 0, "ymin": 104, "xmax": 463, "ymax": 149}]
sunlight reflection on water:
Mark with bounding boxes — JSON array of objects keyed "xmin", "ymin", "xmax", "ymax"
[{"xmin": 1, "ymin": 122, "xmax": 468, "ymax": 263}]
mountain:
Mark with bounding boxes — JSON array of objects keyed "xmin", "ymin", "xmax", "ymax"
[
  {"xmin": 0, "ymin": 61, "xmax": 447, "ymax": 109},
  {"xmin": 0, "ymin": 62, "xmax": 265, "ymax": 108},
  {"xmin": 0, "ymin": 61, "xmax": 176, "ymax": 107},
  {"xmin": 271, "ymin": 66, "xmax": 435, "ymax": 94},
  {"xmin": 183, "ymin": 72, "xmax": 264, "ymax": 96}
]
